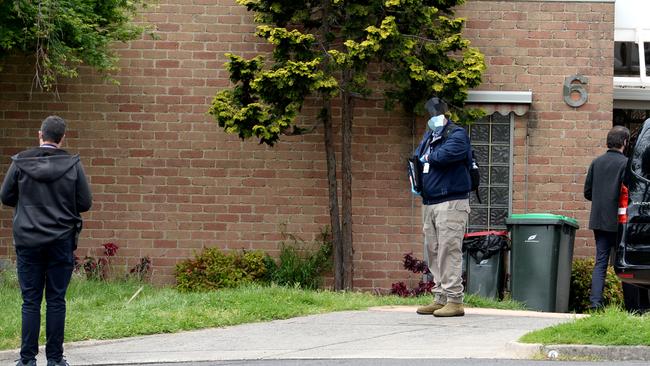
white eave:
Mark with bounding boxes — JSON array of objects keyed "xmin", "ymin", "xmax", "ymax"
[{"xmin": 466, "ymin": 90, "xmax": 533, "ymax": 116}]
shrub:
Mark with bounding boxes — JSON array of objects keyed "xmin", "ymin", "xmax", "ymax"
[
  {"xmin": 238, "ymin": 250, "xmax": 267, "ymax": 280},
  {"xmin": 264, "ymin": 227, "xmax": 332, "ymax": 290},
  {"xmin": 175, "ymin": 248, "xmax": 267, "ymax": 292},
  {"xmin": 570, "ymin": 257, "xmax": 623, "ymax": 313},
  {"xmin": 390, "ymin": 252, "xmax": 434, "ymax": 297}
]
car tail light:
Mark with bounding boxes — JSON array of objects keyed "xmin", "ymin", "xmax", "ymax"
[
  {"xmin": 618, "ymin": 272, "xmax": 634, "ymax": 279},
  {"xmin": 618, "ymin": 184, "xmax": 629, "ymax": 224}
]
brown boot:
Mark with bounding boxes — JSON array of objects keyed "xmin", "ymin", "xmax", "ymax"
[
  {"xmin": 416, "ymin": 302, "xmax": 445, "ymax": 315},
  {"xmin": 433, "ymin": 302, "xmax": 464, "ymax": 317}
]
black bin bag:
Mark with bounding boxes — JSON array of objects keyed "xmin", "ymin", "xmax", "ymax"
[
  {"xmin": 463, "ymin": 231, "xmax": 509, "ymax": 264},
  {"xmin": 462, "ymin": 231, "xmax": 510, "ymax": 299}
]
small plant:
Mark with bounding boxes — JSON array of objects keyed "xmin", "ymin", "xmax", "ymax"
[
  {"xmin": 403, "ymin": 252, "xmax": 431, "ymax": 275},
  {"xmin": 390, "ymin": 280, "xmax": 434, "ymax": 297},
  {"xmin": 263, "ymin": 226, "xmax": 333, "ymax": 290},
  {"xmin": 570, "ymin": 257, "xmax": 623, "ymax": 313},
  {"xmin": 75, "ymin": 242, "xmax": 120, "ymax": 281},
  {"xmin": 0, "ymin": 261, "xmax": 18, "ymax": 288},
  {"xmin": 390, "ymin": 252, "xmax": 434, "ymax": 297},
  {"xmin": 128, "ymin": 256, "xmax": 152, "ymax": 282},
  {"xmin": 175, "ymin": 248, "xmax": 267, "ymax": 292}
]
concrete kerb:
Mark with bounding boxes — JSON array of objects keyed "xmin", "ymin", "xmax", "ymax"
[
  {"xmin": 542, "ymin": 344, "xmax": 650, "ymax": 361},
  {"xmin": 368, "ymin": 305, "xmax": 589, "ymax": 319},
  {"xmin": 507, "ymin": 341, "xmax": 650, "ymax": 361},
  {"xmin": 504, "ymin": 341, "xmax": 543, "ymax": 359}
]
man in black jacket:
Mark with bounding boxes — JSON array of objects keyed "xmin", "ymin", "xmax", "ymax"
[
  {"xmin": 584, "ymin": 125, "xmax": 629, "ymax": 310},
  {"xmin": 1, "ymin": 116, "xmax": 92, "ymax": 366}
]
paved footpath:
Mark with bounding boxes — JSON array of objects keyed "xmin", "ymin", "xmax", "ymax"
[{"xmin": 0, "ymin": 306, "xmax": 610, "ymax": 365}]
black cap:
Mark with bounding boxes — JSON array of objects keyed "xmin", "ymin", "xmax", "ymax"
[{"xmin": 425, "ymin": 97, "xmax": 448, "ymax": 117}]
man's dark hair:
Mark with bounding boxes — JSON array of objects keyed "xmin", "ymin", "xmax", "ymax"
[
  {"xmin": 607, "ymin": 125, "xmax": 630, "ymax": 149},
  {"xmin": 41, "ymin": 115, "xmax": 66, "ymax": 143}
]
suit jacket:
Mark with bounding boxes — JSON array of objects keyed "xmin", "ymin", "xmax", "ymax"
[{"xmin": 584, "ymin": 149, "xmax": 627, "ymax": 232}]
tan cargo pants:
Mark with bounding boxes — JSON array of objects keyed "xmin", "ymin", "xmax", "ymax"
[{"xmin": 422, "ymin": 198, "xmax": 470, "ymax": 304}]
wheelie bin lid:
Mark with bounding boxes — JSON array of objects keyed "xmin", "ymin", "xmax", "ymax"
[{"xmin": 505, "ymin": 213, "xmax": 579, "ymax": 229}]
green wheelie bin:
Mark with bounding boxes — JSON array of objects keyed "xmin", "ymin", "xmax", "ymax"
[{"xmin": 506, "ymin": 213, "xmax": 579, "ymax": 313}]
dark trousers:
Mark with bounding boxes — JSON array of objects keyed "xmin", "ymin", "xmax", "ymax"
[
  {"xmin": 589, "ymin": 229, "xmax": 617, "ymax": 307},
  {"xmin": 16, "ymin": 234, "xmax": 74, "ymax": 363}
]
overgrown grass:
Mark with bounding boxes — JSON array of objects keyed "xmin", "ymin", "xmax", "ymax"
[
  {"xmin": 0, "ymin": 270, "xmax": 523, "ymax": 351},
  {"xmin": 520, "ymin": 306, "xmax": 650, "ymax": 346}
]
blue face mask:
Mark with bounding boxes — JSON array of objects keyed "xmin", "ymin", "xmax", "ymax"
[{"xmin": 427, "ymin": 115, "xmax": 445, "ymax": 130}]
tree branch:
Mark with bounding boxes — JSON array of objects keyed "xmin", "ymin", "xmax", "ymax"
[{"xmin": 401, "ymin": 34, "xmax": 441, "ymax": 43}]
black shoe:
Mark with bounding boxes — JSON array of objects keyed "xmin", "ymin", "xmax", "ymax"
[
  {"xmin": 46, "ymin": 359, "xmax": 69, "ymax": 366},
  {"xmin": 16, "ymin": 360, "xmax": 36, "ymax": 366}
]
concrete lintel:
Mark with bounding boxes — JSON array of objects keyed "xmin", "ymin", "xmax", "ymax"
[{"xmin": 614, "ymin": 87, "xmax": 650, "ymax": 101}]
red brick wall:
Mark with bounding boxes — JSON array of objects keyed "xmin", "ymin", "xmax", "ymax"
[
  {"xmin": 0, "ymin": 0, "xmax": 422, "ymax": 289},
  {"xmin": 0, "ymin": 0, "xmax": 615, "ymax": 288},
  {"xmin": 458, "ymin": 0, "xmax": 615, "ymax": 257}
]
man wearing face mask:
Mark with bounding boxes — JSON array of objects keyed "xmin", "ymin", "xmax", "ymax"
[{"xmin": 413, "ymin": 97, "xmax": 472, "ymax": 317}]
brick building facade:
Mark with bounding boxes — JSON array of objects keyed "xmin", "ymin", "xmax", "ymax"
[{"xmin": 0, "ymin": 0, "xmax": 618, "ymax": 290}]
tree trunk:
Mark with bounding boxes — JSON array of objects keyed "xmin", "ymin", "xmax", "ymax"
[
  {"xmin": 341, "ymin": 69, "xmax": 355, "ymax": 290},
  {"xmin": 318, "ymin": 0, "xmax": 346, "ymax": 291},
  {"xmin": 320, "ymin": 103, "xmax": 344, "ymax": 290}
]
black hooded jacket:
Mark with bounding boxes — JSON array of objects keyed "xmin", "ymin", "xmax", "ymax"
[{"xmin": 0, "ymin": 147, "xmax": 92, "ymax": 248}]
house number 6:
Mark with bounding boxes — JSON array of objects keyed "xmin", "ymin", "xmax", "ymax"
[{"xmin": 563, "ymin": 74, "xmax": 588, "ymax": 108}]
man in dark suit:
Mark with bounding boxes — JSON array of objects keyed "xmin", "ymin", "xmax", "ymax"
[{"xmin": 584, "ymin": 125, "xmax": 629, "ymax": 310}]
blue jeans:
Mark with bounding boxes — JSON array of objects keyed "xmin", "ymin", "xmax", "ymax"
[
  {"xmin": 16, "ymin": 233, "xmax": 74, "ymax": 363},
  {"xmin": 589, "ymin": 230, "xmax": 617, "ymax": 307}
]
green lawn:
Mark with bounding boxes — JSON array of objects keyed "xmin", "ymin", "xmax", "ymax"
[
  {"xmin": 520, "ymin": 306, "xmax": 650, "ymax": 346},
  {"xmin": 0, "ymin": 270, "xmax": 521, "ymax": 351},
  {"xmin": 8, "ymin": 268, "xmax": 648, "ymax": 350}
]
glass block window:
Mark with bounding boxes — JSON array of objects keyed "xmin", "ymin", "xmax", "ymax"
[{"xmin": 464, "ymin": 112, "xmax": 512, "ymax": 231}]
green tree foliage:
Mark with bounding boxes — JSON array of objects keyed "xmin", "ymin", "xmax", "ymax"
[
  {"xmin": 209, "ymin": 0, "xmax": 485, "ymax": 290},
  {"xmin": 0, "ymin": 0, "xmax": 148, "ymax": 91},
  {"xmin": 210, "ymin": 0, "xmax": 485, "ymax": 142}
]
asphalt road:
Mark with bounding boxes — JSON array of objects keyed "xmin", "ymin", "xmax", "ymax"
[{"xmin": 115, "ymin": 360, "xmax": 650, "ymax": 366}]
